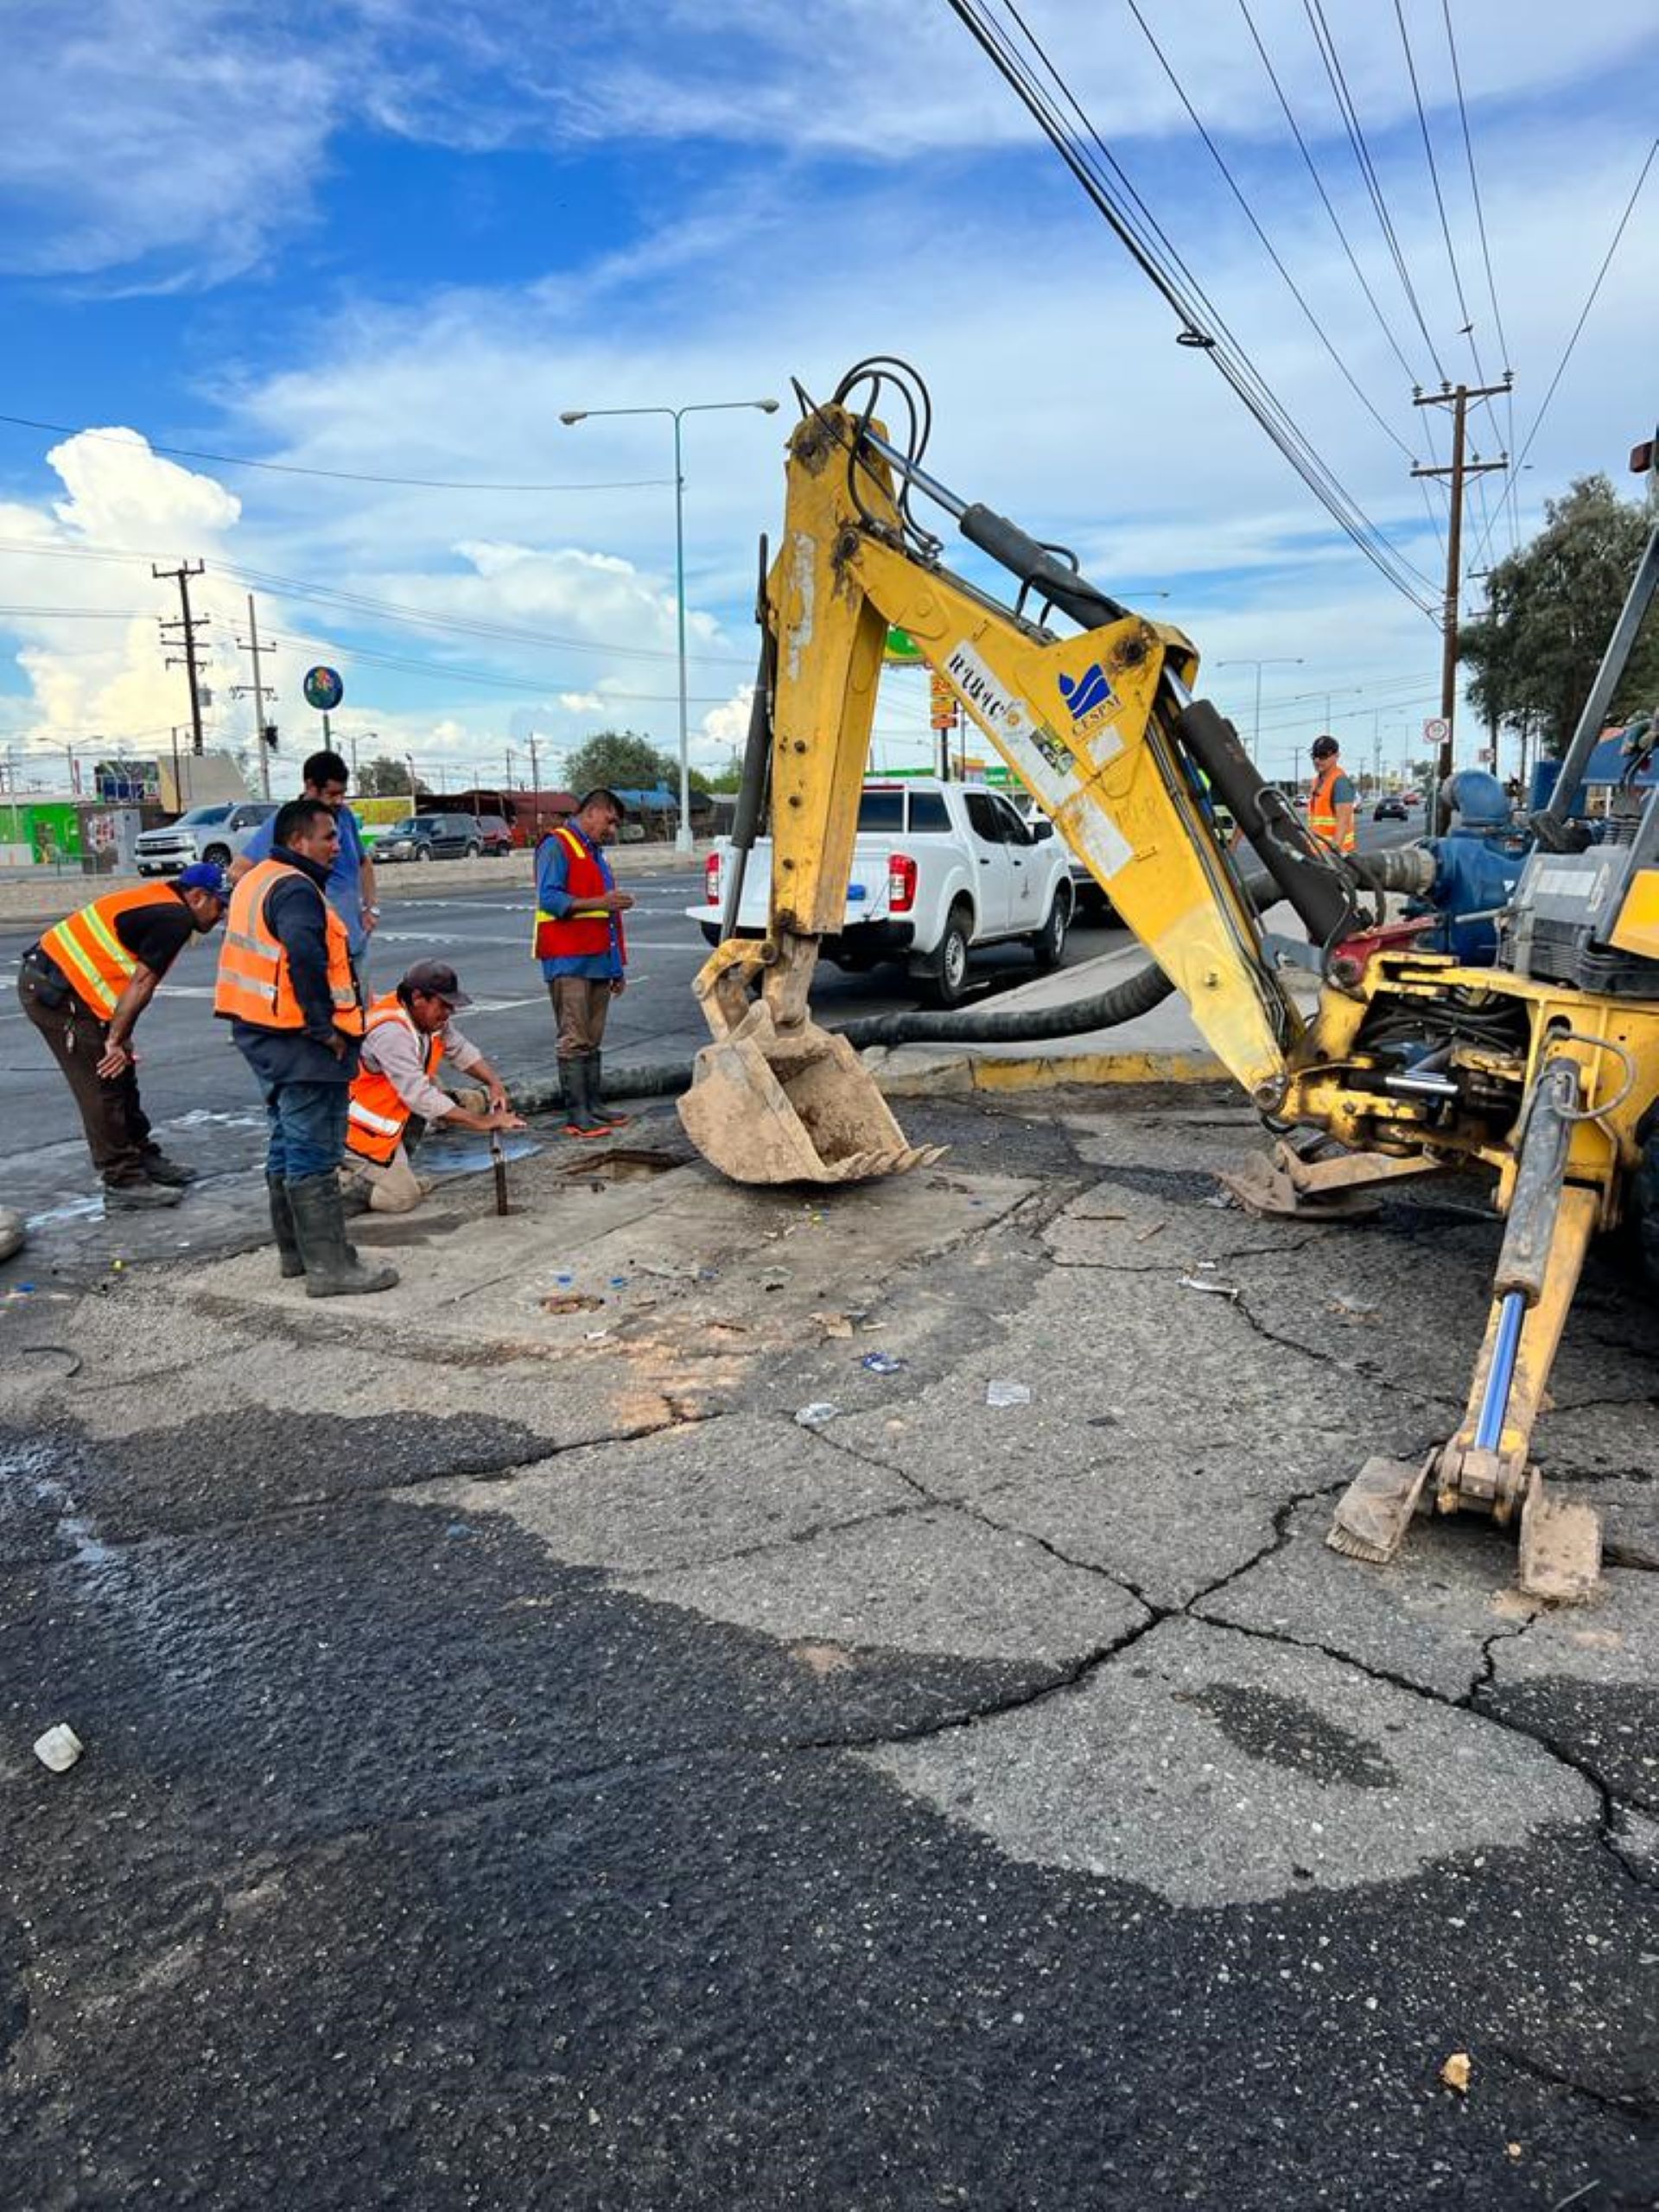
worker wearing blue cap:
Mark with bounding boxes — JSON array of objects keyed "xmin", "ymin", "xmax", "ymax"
[{"xmin": 16, "ymin": 861, "xmax": 229, "ymax": 1209}]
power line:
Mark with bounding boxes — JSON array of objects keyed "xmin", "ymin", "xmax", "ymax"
[
  {"xmin": 1302, "ymin": 0, "xmax": 1447, "ymax": 386},
  {"xmin": 1468, "ymin": 135, "xmax": 1658, "ymax": 573},
  {"xmin": 1234, "ymin": 0, "xmax": 1429, "ymax": 395},
  {"xmin": 0, "ymin": 412, "xmax": 673, "ymax": 494},
  {"xmin": 943, "ymin": 0, "xmax": 1442, "ymax": 616},
  {"xmin": 1120, "ymin": 0, "xmax": 1418, "ymax": 464},
  {"xmin": 1440, "ymin": 0, "xmax": 1517, "ymax": 554}
]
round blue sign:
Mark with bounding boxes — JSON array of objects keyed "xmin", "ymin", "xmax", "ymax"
[{"xmin": 302, "ymin": 664, "xmax": 344, "ymax": 711}]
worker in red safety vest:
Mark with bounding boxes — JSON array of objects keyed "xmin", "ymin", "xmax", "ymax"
[
  {"xmin": 533, "ymin": 788, "xmax": 634, "ymax": 1139},
  {"xmin": 344, "ymin": 961, "xmax": 524, "ymax": 1213},
  {"xmin": 16, "ymin": 861, "xmax": 228, "ymax": 1208},
  {"xmin": 1307, "ymin": 734, "xmax": 1357, "ymax": 855}
]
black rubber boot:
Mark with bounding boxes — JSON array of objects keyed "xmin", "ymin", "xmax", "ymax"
[
  {"xmin": 561, "ymin": 1056, "xmax": 609, "ymax": 1140},
  {"xmin": 588, "ymin": 1052, "xmax": 631, "ymax": 1129},
  {"xmin": 286, "ymin": 1173, "xmax": 399, "ymax": 1298},
  {"xmin": 266, "ymin": 1173, "xmax": 305, "ymax": 1279}
]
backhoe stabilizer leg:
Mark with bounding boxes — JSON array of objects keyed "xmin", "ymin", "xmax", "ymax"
[{"xmin": 1327, "ymin": 1453, "xmax": 1433, "ymax": 1564}]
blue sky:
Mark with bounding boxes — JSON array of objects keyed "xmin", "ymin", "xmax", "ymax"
[{"xmin": 1, "ymin": 0, "xmax": 1656, "ymax": 795}]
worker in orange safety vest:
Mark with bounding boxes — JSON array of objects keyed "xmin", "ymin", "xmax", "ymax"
[
  {"xmin": 344, "ymin": 961, "xmax": 524, "ymax": 1213},
  {"xmin": 215, "ymin": 795, "xmax": 392, "ymax": 1297},
  {"xmin": 1307, "ymin": 734, "xmax": 1357, "ymax": 855},
  {"xmin": 533, "ymin": 788, "xmax": 634, "ymax": 1139},
  {"xmin": 16, "ymin": 862, "xmax": 227, "ymax": 1208}
]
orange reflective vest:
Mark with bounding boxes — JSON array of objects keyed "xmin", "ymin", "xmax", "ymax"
[
  {"xmin": 213, "ymin": 857, "xmax": 364, "ymax": 1035},
  {"xmin": 533, "ymin": 826, "xmax": 625, "ymax": 962},
  {"xmin": 346, "ymin": 993, "xmax": 445, "ymax": 1164},
  {"xmin": 1308, "ymin": 763, "xmax": 1357, "ymax": 853},
  {"xmin": 37, "ymin": 883, "xmax": 191, "ymax": 1020}
]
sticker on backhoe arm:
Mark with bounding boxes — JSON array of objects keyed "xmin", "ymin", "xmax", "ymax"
[{"xmin": 944, "ymin": 643, "xmax": 1025, "ymax": 734}]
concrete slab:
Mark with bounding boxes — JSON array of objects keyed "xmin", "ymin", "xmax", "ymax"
[
  {"xmin": 412, "ymin": 1413, "xmax": 918, "ymax": 1577},
  {"xmin": 628, "ymin": 1503, "xmax": 1147, "ymax": 1664},
  {"xmin": 864, "ymin": 1614, "xmax": 1595, "ymax": 1908}
]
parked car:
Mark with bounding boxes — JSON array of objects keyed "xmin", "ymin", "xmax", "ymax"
[
  {"xmin": 688, "ymin": 778, "xmax": 1074, "ymax": 1007},
  {"xmin": 470, "ymin": 813, "xmax": 514, "ymax": 855},
  {"xmin": 1373, "ymin": 797, "xmax": 1408, "ymax": 822},
  {"xmin": 134, "ymin": 801, "xmax": 278, "ymax": 876},
  {"xmin": 374, "ymin": 813, "xmax": 486, "ymax": 863}
]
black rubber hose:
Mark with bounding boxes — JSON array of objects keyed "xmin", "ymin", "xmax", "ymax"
[{"xmin": 510, "ymin": 865, "xmax": 1294, "ymax": 1107}]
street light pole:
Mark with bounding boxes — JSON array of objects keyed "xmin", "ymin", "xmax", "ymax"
[
  {"xmin": 1214, "ymin": 658, "xmax": 1304, "ymax": 766},
  {"xmin": 562, "ymin": 396, "xmax": 780, "ymax": 853}
]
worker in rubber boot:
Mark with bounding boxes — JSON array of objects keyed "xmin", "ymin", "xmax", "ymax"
[
  {"xmin": 532, "ymin": 787, "xmax": 634, "ymax": 1139},
  {"xmin": 1307, "ymin": 734, "xmax": 1357, "ymax": 855},
  {"xmin": 214, "ymin": 796, "xmax": 397, "ymax": 1297},
  {"xmin": 343, "ymin": 960, "xmax": 524, "ymax": 1213},
  {"xmin": 17, "ymin": 861, "xmax": 228, "ymax": 1211}
]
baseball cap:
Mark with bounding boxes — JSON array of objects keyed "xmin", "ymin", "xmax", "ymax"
[
  {"xmin": 175, "ymin": 861, "xmax": 228, "ymax": 898},
  {"xmin": 402, "ymin": 958, "xmax": 472, "ymax": 1006},
  {"xmin": 1311, "ymin": 734, "xmax": 1339, "ymax": 759}
]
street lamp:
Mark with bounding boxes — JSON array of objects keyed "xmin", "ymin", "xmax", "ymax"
[
  {"xmin": 561, "ymin": 397, "xmax": 782, "ymax": 854},
  {"xmin": 1215, "ymin": 658, "xmax": 1304, "ymax": 766}
]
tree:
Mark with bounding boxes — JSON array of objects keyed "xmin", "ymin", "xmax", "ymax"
[
  {"xmin": 358, "ymin": 753, "xmax": 419, "ymax": 798},
  {"xmin": 1458, "ymin": 474, "xmax": 1659, "ymax": 760},
  {"xmin": 564, "ymin": 729, "xmax": 677, "ymax": 794}
]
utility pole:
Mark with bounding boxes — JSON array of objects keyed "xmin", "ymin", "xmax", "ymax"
[
  {"xmin": 154, "ymin": 562, "xmax": 208, "ymax": 757},
  {"xmin": 1413, "ymin": 380, "xmax": 1510, "ymax": 831},
  {"xmin": 232, "ymin": 593, "xmax": 277, "ymax": 798},
  {"xmin": 527, "ymin": 734, "xmax": 540, "ymax": 842}
]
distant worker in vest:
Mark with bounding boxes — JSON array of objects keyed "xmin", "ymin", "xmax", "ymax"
[
  {"xmin": 16, "ymin": 862, "xmax": 228, "ymax": 1210},
  {"xmin": 214, "ymin": 797, "xmax": 396, "ymax": 1297},
  {"xmin": 1307, "ymin": 734, "xmax": 1357, "ymax": 855},
  {"xmin": 228, "ymin": 747, "xmax": 379, "ymax": 978},
  {"xmin": 343, "ymin": 961, "xmax": 524, "ymax": 1213},
  {"xmin": 533, "ymin": 787, "xmax": 634, "ymax": 1139}
]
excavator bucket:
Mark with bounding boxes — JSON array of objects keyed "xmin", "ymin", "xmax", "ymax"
[{"xmin": 677, "ymin": 1008, "xmax": 944, "ymax": 1186}]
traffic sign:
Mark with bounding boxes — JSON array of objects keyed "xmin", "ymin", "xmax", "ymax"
[
  {"xmin": 930, "ymin": 673, "xmax": 958, "ymax": 731},
  {"xmin": 1423, "ymin": 715, "xmax": 1450, "ymax": 745},
  {"xmin": 303, "ymin": 665, "xmax": 344, "ymax": 712}
]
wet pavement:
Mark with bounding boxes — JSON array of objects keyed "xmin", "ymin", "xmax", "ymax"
[{"xmin": 1, "ymin": 1088, "xmax": 1655, "ymax": 2209}]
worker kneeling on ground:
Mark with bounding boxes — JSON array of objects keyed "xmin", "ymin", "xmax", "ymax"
[
  {"xmin": 214, "ymin": 796, "xmax": 395, "ymax": 1298},
  {"xmin": 344, "ymin": 961, "xmax": 524, "ymax": 1213},
  {"xmin": 17, "ymin": 861, "xmax": 227, "ymax": 1210}
]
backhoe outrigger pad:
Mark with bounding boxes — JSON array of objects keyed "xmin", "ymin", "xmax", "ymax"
[{"xmin": 677, "ymin": 1013, "xmax": 944, "ymax": 1186}]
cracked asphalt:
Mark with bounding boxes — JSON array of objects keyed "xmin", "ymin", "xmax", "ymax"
[{"xmin": 1, "ymin": 1086, "xmax": 1656, "ymax": 2209}]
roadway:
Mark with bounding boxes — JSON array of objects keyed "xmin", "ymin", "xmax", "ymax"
[{"xmin": 0, "ymin": 819, "xmax": 1414, "ymax": 1249}]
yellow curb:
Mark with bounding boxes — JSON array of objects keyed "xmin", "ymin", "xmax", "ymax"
[{"xmin": 877, "ymin": 1046, "xmax": 1226, "ymax": 1096}]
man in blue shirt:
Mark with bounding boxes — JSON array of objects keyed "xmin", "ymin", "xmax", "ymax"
[
  {"xmin": 534, "ymin": 789, "xmax": 634, "ymax": 1137},
  {"xmin": 229, "ymin": 747, "xmax": 379, "ymax": 972}
]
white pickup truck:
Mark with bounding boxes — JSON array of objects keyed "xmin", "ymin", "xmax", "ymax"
[{"xmin": 686, "ymin": 779, "xmax": 1074, "ymax": 1006}]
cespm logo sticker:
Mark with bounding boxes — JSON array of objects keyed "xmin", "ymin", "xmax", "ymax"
[{"xmin": 1058, "ymin": 661, "xmax": 1119, "ymax": 736}]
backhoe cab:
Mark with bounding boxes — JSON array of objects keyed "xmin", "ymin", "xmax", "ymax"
[{"xmin": 683, "ymin": 366, "xmax": 1659, "ymax": 1601}]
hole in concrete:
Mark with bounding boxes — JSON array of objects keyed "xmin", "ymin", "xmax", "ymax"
[{"xmin": 557, "ymin": 1148, "xmax": 683, "ymax": 1184}]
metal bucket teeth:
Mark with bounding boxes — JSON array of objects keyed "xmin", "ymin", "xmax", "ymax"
[
  {"xmin": 1327, "ymin": 1456, "xmax": 1431, "ymax": 1564},
  {"xmin": 678, "ymin": 1023, "xmax": 943, "ymax": 1186}
]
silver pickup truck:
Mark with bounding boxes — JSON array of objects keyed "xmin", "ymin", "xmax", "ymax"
[{"xmin": 687, "ymin": 778, "xmax": 1074, "ymax": 1005}]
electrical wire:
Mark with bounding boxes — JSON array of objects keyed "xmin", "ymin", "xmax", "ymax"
[
  {"xmin": 1440, "ymin": 0, "xmax": 1517, "ymax": 555},
  {"xmin": 0, "ymin": 412, "xmax": 672, "ymax": 495},
  {"xmin": 1468, "ymin": 135, "xmax": 1658, "ymax": 574},
  {"xmin": 1122, "ymin": 0, "xmax": 1417, "ymax": 464},
  {"xmin": 942, "ymin": 0, "xmax": 1442, "ymax": 617},
  {"xmin": 1302, "ymin": 0, "xmax": 1447, "ymax": 388}
]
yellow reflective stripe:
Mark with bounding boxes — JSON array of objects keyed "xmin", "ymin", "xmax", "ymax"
[
  {"xmin": 45, "ymin": 929, "xmax": 118, "ymax": 1012},
  {"xmin": 224, "ymin": 926, "xmax": 280, "ymax": 963},
  {"xmin": 331, "ymin": 983, "xmax": 358, "ymax": 1008},
  {"xmin": 77, "ymin": 903, "xmax": 136, "ymax": 974}
]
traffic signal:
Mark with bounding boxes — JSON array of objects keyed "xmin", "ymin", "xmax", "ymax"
[{"xmin": 263, "ymin": 723, "xmax": 279, "ymax": 749}]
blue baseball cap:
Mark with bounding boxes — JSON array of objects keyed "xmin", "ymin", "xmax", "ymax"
[{"xmin": 175, "ymin": 861, "xmax": 228, "ymax": 899}]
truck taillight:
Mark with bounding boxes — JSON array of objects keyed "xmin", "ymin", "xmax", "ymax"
[
  {"xmin": 705, "ymin": 852, "xmax": 722, "ymax": 907},
  {"xmin": 888, "ymin": 854, "xmax": 917, "ymax": 912}
]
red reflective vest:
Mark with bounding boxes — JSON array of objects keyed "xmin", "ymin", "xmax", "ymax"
[
  {"xmin": 533, "ymin": 826, "xmax": 626, "ymax": 963},
  {"xmin": 346, "ymin": 992, "xmax": 443, "ymax": 1164},
  {"xmin": 213, "ymin": 858, "xmax": 364, "ymax": 1035},
  {"xmin": 1308, "ymin": 763, "xmax": 1357, "ymax": 854},
  {"xmin": 38, "ymin": 883, "xmax": 189, "ymax": 1019}
]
